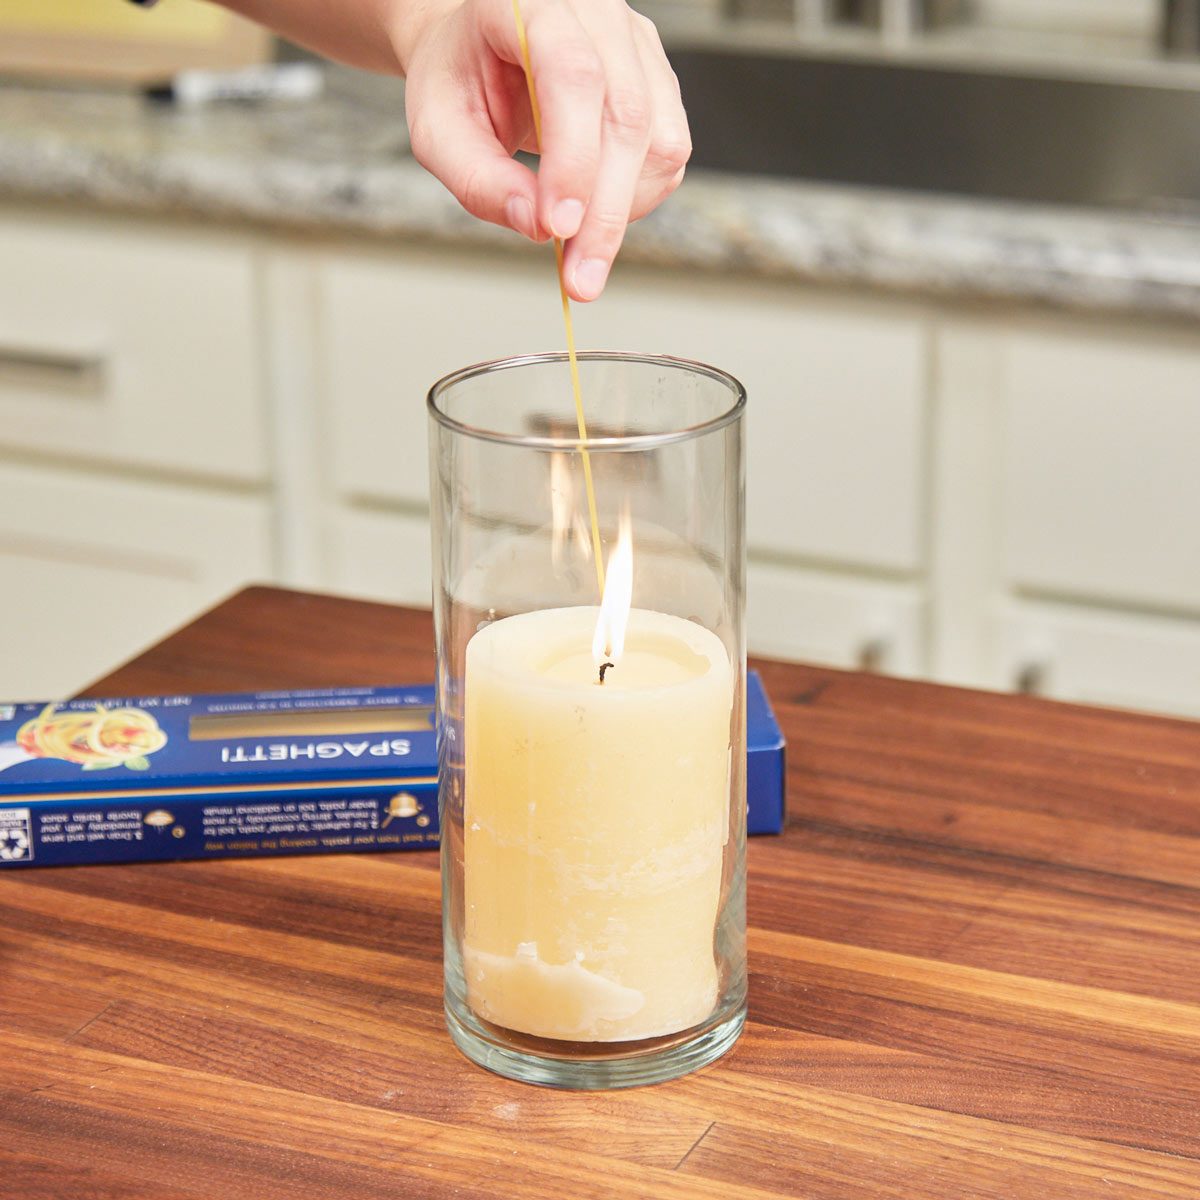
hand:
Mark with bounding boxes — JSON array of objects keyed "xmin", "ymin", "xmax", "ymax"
[{"xmin": 395, "ymin": 0, "xmax": 691, "ymax": 301}]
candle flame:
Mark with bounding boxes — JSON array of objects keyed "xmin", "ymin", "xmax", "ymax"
[{"xmin": 593, "ymin": 513, "xmax": 633, "ymax": 667}]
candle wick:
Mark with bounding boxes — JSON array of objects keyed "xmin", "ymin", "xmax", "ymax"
[{"xmin": 598, "ymin": 661, "xmax": 615, "ymax": 685}]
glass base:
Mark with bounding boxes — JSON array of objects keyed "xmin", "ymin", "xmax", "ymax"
[{"xmin": 445, "ymin": 999, "xmax": 746, "ymax": 1090}]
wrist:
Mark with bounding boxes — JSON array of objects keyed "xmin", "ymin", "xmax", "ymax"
[{"xmin": 390, "ymin": 0, "xmax": 464, "ymax": 73}]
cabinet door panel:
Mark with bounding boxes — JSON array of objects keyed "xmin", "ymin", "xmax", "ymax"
[
  {"xmin": 0, "ymin": 462, "xmax": 272, "ymax": 698},
  {"xmin": 993, "ymin": 600, "xmax": 1200, "ymax": 719},
  {"xmin": 0, "ymin": 212, "xmax": 266, "ymax": 482},
  {"xmin": 320, "ymin": 247, "xmax": 559, "ymax": 507},
  {"xmin": 579, "ymin": 272, "xmax": 928, "ymax": 573},
  {"xmin": 748, "ymin": 561, "xmax": 925, "ymax": 675},
  {"xmin": 324, "ymin": 508, "xmax": 432, "ymax": 610},
  {"xmin": 1002, "ymin": 324, "xmax": 1200, "ymax": 614}
]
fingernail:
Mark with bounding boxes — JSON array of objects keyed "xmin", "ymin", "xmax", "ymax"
[
  {"xmin": 505, "ymin": 195, "xmax": 537, "ymax": 240},
  {"xmin": 549, "ymin": 198, "xmax": 585, "ymax": 239},
  {"xmin": 572, "ymin": 258, "xmax": 610, "ymax": 301}
]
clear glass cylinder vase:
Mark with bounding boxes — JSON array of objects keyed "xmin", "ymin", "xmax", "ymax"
[{"xmin": 428, "ymin": 352, "xmax": 747, "ymax": 1089}]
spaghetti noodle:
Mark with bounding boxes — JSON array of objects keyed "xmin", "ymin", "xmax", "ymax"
[{"xmin": 17, "ymin": 702, "xmax": 167, "ymax": 770}]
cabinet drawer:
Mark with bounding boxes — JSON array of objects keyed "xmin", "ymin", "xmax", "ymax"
[
  {"xmin": 992, "ymin": 600, "xmax": 1200, "ymax": 719},
  {"xmin": 0, "ymin": 211, "xmax": 266, "ymax": 482},
  {"xmin": 748, "ymin": 560, "xmax": 926, "ymax": 675},
  {"xmin": 324, "ymin": 507, "xmax": 433, "ymax": 609},
  {"xmin": 0, "ymin": 461, "xmax": 273, "ymax": 698},
  {"xmin": 321, "ymin": 248, "xmax": 928, "ymax": 574},
  {"xmin": 1001, "ymin": 322, "xmax": 1200, "ymax": 615}
]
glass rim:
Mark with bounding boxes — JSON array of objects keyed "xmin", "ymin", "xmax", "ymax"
[{"xmin": 426, "ymin": 351, "xmax": 746, "ymax": 452}]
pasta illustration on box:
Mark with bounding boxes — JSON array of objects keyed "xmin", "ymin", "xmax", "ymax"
[{"xmin": 13, "ymin": 703, "xmax": 168, "ymax": 772}]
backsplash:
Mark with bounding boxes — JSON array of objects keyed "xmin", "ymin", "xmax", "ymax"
[{"xmin": 649, "ymin": 0, "xmax": 1156, "ymax": 38}]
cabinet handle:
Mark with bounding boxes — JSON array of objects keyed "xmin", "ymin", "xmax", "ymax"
[
  {"xmin": 0, "ymin": 343, "xmax": 105, "ymax": 393},
  {"xmin": 857, "ymin": 637, "xmax": 889, "ymax": 673},
  {"xmin": 1015, "ymin": 661, "xmax": 1047, "ymax": 695}
]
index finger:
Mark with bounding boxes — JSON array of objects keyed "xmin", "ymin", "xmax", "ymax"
[{"xmin": 486, "ymin": 0, "xmax": 604, "ymax": 239}]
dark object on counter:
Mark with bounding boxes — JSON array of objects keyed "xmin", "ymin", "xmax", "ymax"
[{"xmin": 144, "ymin": 62, "xmax": 324, "ymax": 106}]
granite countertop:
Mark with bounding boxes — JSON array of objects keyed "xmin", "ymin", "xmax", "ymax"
[{"xmin": 4, "ymin": 65, "xmax": 1200, "ymax": 319}]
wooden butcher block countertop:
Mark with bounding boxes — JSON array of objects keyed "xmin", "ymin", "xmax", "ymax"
[{"xmin": 3, "ymin": 586, "xmax": 1199, "ymax": 1199}]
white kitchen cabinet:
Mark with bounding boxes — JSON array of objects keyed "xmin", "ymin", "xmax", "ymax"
[
  {"xmin": 748, "ymin": 559, "xmax": 926, "ymax": 674},
  {"xmin": 1000, "ymin": 320, "xmax": 1200, "ymax": 616},
  {"xmin": 318, "ymin": 512, "xmax": 930, "ymax": 676},
  {"xmin": 927, "ymin": 320, "xmax": 1006, "ymax": 687},
  {"xmin": 0, "ymin": 209, "xmax": 267, "ymax": 484},
  {"xmin": 319, "ymin": 246, "xmax": 929, "ymax": 576},
  {"xmin": 584, "ymin": 270, "xmax": 929, "ymax": 575},
  {"xmin": 322, "ymin": 506, "xmax": 432, "ymax": 609},
  {"xmin": 5, "ymin": 199, "xmax": 1199, "ymax": 722},
  {"xmin": 991, "ymin": 599, "xmax": 1200, "ymax": 719},
  {"xmin": 319, "ymin": 244, "xmax": 561, "ymax": 508},
  {"xmin": 0, "ymin": 460, "xmax": 273, "ymax": 698},
  {"xmin": 931, "ymin": 314, "xmax": 1200, "ymax": 715}
]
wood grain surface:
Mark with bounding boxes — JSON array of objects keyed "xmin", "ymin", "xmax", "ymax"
[{"xmin": 3, "ymin": 585, "xmax": 1199, "ymax": 1199}]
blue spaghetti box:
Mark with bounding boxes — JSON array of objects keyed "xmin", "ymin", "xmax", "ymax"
[
  {"xmin": 0, "ymin": 676, "xmax": 784, "ymax": 869},
  {"xmin": 747, "ymin": 670, "xmax": 786, "ymax": 836},
  {"xmin": 0, "ymin": 687, "xmax": 440, "ymax": 868}
]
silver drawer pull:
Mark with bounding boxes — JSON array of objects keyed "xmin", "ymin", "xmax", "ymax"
[
  {"xmin": 857, "ymin": 637, "xmax": 889, "ymax": 673},
  {"xmin": 1016, "ymin": 661, "xmax": 1048, "ymax": 695},
  {"xmin": 0, "ymin": 343, "xmax": 106, "ymax": 393}
]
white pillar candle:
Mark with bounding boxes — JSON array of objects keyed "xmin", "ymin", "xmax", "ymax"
[{"xmin": 462, "ymin": 603, "xmax": 734, "ymax": 1042}]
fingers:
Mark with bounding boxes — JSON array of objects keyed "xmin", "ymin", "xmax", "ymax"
[
  {"xmin": 503, "ymin": 0, "xmax": 605, "ymax": 239},
  {"xmin": 557, "ymin": 5, "xmax": 691, "ymax": 300},
  {"xmin": 408, "ymin": 0, "xmax": 691, "ymax": 279},
  {"xmin": 559, "ymin": 6, "xmax": 652, "ymax": 300},
  {"xmin": 484, "ymin": 0, "xmax": 688, "ymax": 281},
  {"xmin": 628, "ymin": 15, "xmax": 691, "ymax": 222},
  {"xmin": 407, "ymin": 62, "xmax": 541, "ymax": 236}
]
